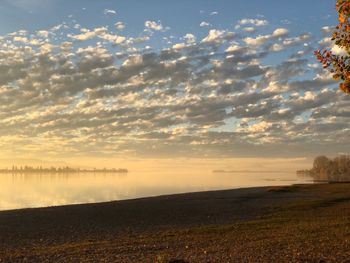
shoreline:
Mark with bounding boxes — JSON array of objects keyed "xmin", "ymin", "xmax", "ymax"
[
  {"xmin": 2, "ymin": 183, "xmax": 350, "ymax": 262},
  {"xmin": 0, "ymin": 179, "xmax": 312, "ymax": 213},
  {"xmin": 0, "ymin": 185, "xmax": 272, "ymax": 213}
]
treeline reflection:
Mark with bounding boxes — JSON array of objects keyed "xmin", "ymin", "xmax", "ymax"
[
  {"xmin": 8, "ymin": 172, "xmax": 128, "ymax": 182},
  {"xmin": 0, "ymin": 166, "xmax": 128, "ymax": 174}
]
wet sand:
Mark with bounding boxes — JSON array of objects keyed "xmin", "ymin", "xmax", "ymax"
[{"xmin": 1, "ymin": 183, "xmax": 350, "ymax": 262}]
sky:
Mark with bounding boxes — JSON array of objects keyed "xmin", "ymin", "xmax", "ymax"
[{"xmin": 0, "ymin": 0, "xmax": 347, "ymax": 168}]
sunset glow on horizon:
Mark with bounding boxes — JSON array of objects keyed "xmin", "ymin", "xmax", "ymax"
[{"xmin": 1, "ymin": 2, "xmax": 350, "ymax": 261}]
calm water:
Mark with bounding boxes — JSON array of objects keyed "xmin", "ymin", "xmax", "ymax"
[{"xmin": 0, "ymin": 171, "xmax": 311, "ymax": 211}]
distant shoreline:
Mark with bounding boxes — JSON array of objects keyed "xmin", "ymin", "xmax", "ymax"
[
  {"xmin": 212, "ymin": 169, "xmax": 290, "ymax": 173},
  {"xmin": 0, "ymin": 168, "xmax": 128, "ymax": 174}
]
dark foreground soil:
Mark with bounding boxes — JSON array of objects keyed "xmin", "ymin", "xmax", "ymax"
[{"xmin": 1, "ymin": 183, "xmax": 350, "ymax": 262}]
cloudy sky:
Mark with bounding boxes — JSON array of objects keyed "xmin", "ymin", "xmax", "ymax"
[{"xmin": 0, "ymin": 0, "xmax": 347, "ymax": 167}]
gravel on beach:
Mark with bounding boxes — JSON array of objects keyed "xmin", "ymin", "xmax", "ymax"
[{"xmin": 1, "ymin": 183, "xmax": 350, "ymax": 262}]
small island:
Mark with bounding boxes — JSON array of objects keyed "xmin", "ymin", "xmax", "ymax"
[{"xmin": 0, "ymin": 166, "xmax": 128, "ymax": 174}]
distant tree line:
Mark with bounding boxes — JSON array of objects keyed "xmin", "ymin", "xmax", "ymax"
[
  {"xmin": 298, "ymin": 155, "xmax": 350, "ymax": 181},
  {"xmin": 0, "ymin": 166, "xmax": 128, "ymax": 174}
]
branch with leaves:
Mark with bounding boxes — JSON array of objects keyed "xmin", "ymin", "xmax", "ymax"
[{"xmin": 315, "ymin": 0, "xmax": 350, "ymax": 93}]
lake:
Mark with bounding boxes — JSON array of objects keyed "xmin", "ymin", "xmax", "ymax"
[{"xmin": 0, "ymin": 171, "xmax": 311, "ymax": 211}]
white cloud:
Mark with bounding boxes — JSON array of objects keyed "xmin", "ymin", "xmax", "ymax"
[
  {"xmin": 244, "ymin": 28, "xmax": 289, "ymax": 46},
  {"xmin": 283, "ymin": 33, "xmax": 311, "ymax": 46},
  {"xmin": 145, "ymin": 21, "xmax": 163, "ymax": 31},
  {"xmin": 303, "ymin": 91, "xmax": 316, "ymax": 101},
  {"xmin": 68, "ymin": 27, "xmax": 126, "ymax": 44},
  {"xmin": 268, "ymin": 44, "xmax": 283, "ymax": 52},
  {"xmin": 69, "ymin": 27, "xmax": 108, "ymax": 41},
  {"xmin": 244, "ymin": 35, "xmax": 271, "ymax": 46},
  {"xmin": 37, "ymin": 30, "xmax": 50, "ymax": 38},
  {"xmin": 319, "ymin": 35, "xmax": 347, "ymax": 56},
  {"xmin": 225, "ymin": 43, "xmax": 243, "ymax": 52},
  {"xmin": 104, "ymin": 9, "xmax": 117, "ymax": 15},
  {"xmin": 40, "ymin": 43, "xmax": 55, "ymax": 54},
  {"xmin": 242, "ymin": 27, "xmax": 256, "ymax": 33},
  {"xmin": 184, "ymin": 33, "xmax": 196, "ymax": 44},
  {"xmin": 322, "ymin": 26, "xmax": 333, "ymax": 33},
  {"xmin": 115, "ymin": 22, "xmax": 125, "ymax": 31},
  {"xmin": 247, "ymin": 121, "xmax": 273, "ymax": 133},
  {"xmin": 272, "ymin": 28, "xmax": 289, "ymax": 37},
  {"xmin": 201, "ymin": 29, "xmax": 235, "ymax": 44},
  {"xmin": 331, "ymin": 45, "xmax": 347, "ymax": 55},
  {"xmin": 308, "ymin": 63, "xmax": 319, "ymax": 69},
  {"xmin": 202, "ymin": 30, "xmax": 224, "ymax": 43},
  {"xmin": 200, "ymin": 21, "xmax": 211, "ymax": 27},
  {"xmin": 100, "ymin": 33, "xmax": 126, "ymax": 44},
  {"xmin": 239, "ymin": 18, "xmax": 268, "ymax": 27},
  {"xmin": 172, "ymin": 43, "xmax": 187, "ymax": 50}
]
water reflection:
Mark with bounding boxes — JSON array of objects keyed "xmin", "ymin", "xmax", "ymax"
[
  {"xmin": 0, "ymin": 171, "xmax": 311, "ymax": 211},
  {"xmin": 10, "ymin": 172, "xmax": 127, "ymax": 182}
]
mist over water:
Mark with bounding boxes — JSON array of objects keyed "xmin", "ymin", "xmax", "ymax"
[{"xmin": 0, "ymin": 170, "xmax": 311, "ymax": 211}]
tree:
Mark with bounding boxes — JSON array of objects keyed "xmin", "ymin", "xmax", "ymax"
[
  {"xmin": 314, "ymin": 0, "xmax": 350, "ymax": 93},
  {"xmin": 308, "ymin": 155, "xmax": 350, "ymax": 181},
  {"xmin": 312, "ymin": 155, "xmax": 329, "ymax": 180},
  {"xmin": 313, "ymin": 155, "xmax": 329, "ymax": 172}
]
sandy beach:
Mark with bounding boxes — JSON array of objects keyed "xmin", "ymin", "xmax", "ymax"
[{"xmin": 1, "ymin": 183, "xmax": 350, "ymax": 262}]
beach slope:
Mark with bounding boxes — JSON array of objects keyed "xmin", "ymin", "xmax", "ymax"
[{"xmin": 1, "ymin": 183, "xmax": 350, "ymax": 262}]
